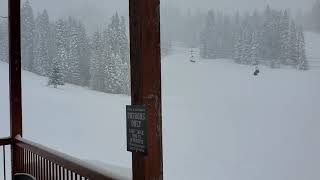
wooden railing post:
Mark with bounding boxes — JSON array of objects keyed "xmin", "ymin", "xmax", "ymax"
[
  {"xmin": 8, "ymin": 0, "xmax": 23, "ymax": 178},
  {"xmin": 129, "ymin": 0, "xmax": 163, "ymax": 179}
]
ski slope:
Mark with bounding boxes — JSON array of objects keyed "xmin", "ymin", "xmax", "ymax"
[{"xmin": 1, "ymin": 32, "xmax": 320, "ymax": 180}]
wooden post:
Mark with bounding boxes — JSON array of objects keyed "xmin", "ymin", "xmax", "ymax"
[
  {"xmin": 9, "ymin": 0, "xmax": 23, "ymax": 178},
  {"xmin": 129, "ymin": 0, "xmax": 163, "ymax": 179}
]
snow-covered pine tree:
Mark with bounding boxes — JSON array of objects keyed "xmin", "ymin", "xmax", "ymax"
[
  {"xmin": 310, "ymin": 0, "xmax": 320, "ymax": 32},
  {"xmin": 233, "ymin": 34, "xmax": 243, "ymax": 64},
  {"xmin": 296, "ymin": 27, "xmax": 308, "ymax": 70},
  {"xmin": 260, "ymin": 5, "xmax": 273, "ymax": 60},
  {"xmin": 119, "ymin": 16, "xmax": 129, "ymax": 64},
  {"xmin": 279, "ymin": 10, "xmax": 291, "ymax": 65},
  {"xmin": 108, "ymin": 13, "xmax": 121, "ymax": 55},
  {"xmin": 0, "ymin": 21, "xmax": 8, "ymax": 63},
  {"xmin": 273, "ymin": 10, "xmax": 283, "ymax": 65},
  {"xmin": 67, "ymin": 26, "xmax": 81, "ymax": 85},
  {"xmin": 48, "ymin": 59, "xmax": 64, "ymax": 88},
  {"xmin": 289, "ymin": 21, "xmax": 299, "ymax": 66},
  {"xmin": 200, "ymin": 10, "xmax": 215, "ymax": 59},
  {"xmin": 54, "ymin": 19, "xmax": 68, "ymax": 82},
  {"xmin": 103, "ymin": 13, "xmax": 128, "ymax": 94},
  {"xmin": 119, "ymin": 16, "xmax": 130, "ymax": 94},
  {"xmin": 21, "ymin": 0, "xmax": 35, "ymax": 71},
  {"xmin": 107, "ymin": 52, "xmax": 122, "ymax": 94},
  {"xmin": 250, "ymin": 32, "xmax": 259, "ymax": 65},
  {"xmin": 241, "ymin": 31, "xmax": 251, "ymax": 65},
  {"xmin": 316, "ymin": 1, "xmax": 320, "ymax": 32},
  {"xmin": 47, "ymin": 22, "xmax": 57, "ymax": 72},
  {"xmin": 102, "ymin": 29, "xmax": 112, "ymax": 93},
  {"xmin": 77, "ymin": 22, "xmax": 91, "ymax": 86},
  {"xmin": 90, "ymin": 31, "xmax": 105, "ymax": 91},
  {"xmin": 265, "ymin": 9, "xmax": 282, "ymax": 68},
  {"xmin": 34, "ymin": 10, "xmax": 50, "ymax": 76},
  {"xmin": 105, "ymin": 13, "xmax": 120, "ymax": 93}
]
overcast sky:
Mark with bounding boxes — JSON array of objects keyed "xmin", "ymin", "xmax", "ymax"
[
  {"xmin": 0, "ymin": 0, "xmax": 315, "ymax": 32},
  {"xmin": 1, "ymin": 0, "xmax": 315, "ymax": 15},
  {"xmin": 163, "ymin": 0, "xmax": 314, "ymax": 13}
]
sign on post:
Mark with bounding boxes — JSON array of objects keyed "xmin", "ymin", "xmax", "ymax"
[{"xmin": 126, "ymin": 105, "xmax": 148, "ymax": 155}]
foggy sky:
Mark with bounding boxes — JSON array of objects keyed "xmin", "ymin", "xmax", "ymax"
[
  {"xmin": 163, "ymin": 0, "xmax": 314, "ymax": 13},
  {"xmin": 1, "ymin": 0, "xmax": 314, "ymax": 15},
  {"xmin": 0, "ymin": 0, "xmax": 315, "ymax": 32}
]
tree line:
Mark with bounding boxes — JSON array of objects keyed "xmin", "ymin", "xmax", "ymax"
[
  {"xmin": 160, "ymin": 5, "xmax": 310, "ymax": 70},
  {"xmin": 200, "ymin": 6, "xmax": 308, "ymax": 70},
  {"xmin": 298, "ymin": 0, "xmax": 320, "ymax": 33},
  {"xmin": 0, "ymin": 0, "xmax": 130, "ymax": 94}
]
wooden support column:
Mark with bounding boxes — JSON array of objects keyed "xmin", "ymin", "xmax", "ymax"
[
  {"xmin": 129, "ymin": 0, "xmax": 163, "ymax": 179},
  {"xmin": 9, "ymin": 0, "xmax": 23, "ymax": 177}
]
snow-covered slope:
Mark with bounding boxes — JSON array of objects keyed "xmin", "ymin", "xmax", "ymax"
[
  {"xmin": 162, "ymin": 54, "xmax": 320, "ymax": 180},
  {"xmin": 1, "ymin": 32, "xmax": 320, "ymax": 180},
  {"xmin": 0, "ymin": 62, "xmax": 132, "ymax": 178}
]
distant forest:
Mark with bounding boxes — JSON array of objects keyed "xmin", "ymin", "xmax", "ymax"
[
  {"xmin": 161, "ymin": 2, "xmax": 320, "ymax": 70},
  {"xmin": 200, "ymin": 6, "xmax": 308, "ymax": 69},
  {"xmin": 297, "ymin": 0, "xmax": 320, "ymax": 33}
]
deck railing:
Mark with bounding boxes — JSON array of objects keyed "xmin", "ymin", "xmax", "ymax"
[
  {"xmin": 1, "ymin": 136, "xmax": 127, "ymax": 180},
  {"xmin": 0, "ymin": 137, "xmax": 11, "ymax": 180}
]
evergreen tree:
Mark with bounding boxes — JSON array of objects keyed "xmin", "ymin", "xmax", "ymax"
[
  {"xmin": 54, "ymin": 19, "xmax": 68, "ymax": 81},
  {"xmin": 103, "ymin": 13, "xmax": 129, "ymax": 94},
  {"xmin": 105, "ymin": 14, "xmax": 121, "ymax": 93},
  {"xmin": 21, "ymin": 0, "xmax": 35, "ymax": 71},
  {"xmin": 77, "ymin": 22, "xmax": 91, "ymax": 86},
  {"xmin": 279, "ymin": 10, "xmax": 291, "ymax": 64},
  {"xmin": 101, "ymin": 29, "xmax": 112, "ymax": 93},
  {"xmin": 108, "ymin": 13, "xmax": 121, "ymax": 54},
  {"xmin": 0, "ymin": 21, "xmax": 8, "ymax": 63},
  {"xmin": 34, "ymin": 10, "xmax": 50, "ymax": 76},
  {"xmin": 48, "ymin": 22, "xmax": 57, "ymax": 72},
  {"xmin": 67, "ymin": 25, "xmax": 81, "ymax": 85},
  {"xmin": 310, "ymin": 0, "xmax": 320, "ymax": 32},
  {"xmin": 250, "ymin": 32, "xmax": 259, "ymax": 65},
  {"xmin": 272, "ymin": 10, "xmax": 282, "ymax": 63},
  {"xmin": 260, "ymin": 5, "xmax": 273, "ymax": 60},
  {"xmin": 297, "ymin": 27, "xmax": 308, "ymax": 70},
  {"xmin": 106, "ymin": 52, "xmax": 122, "ymax": 94},
  {"xmin": 119, "ymin": 16, "xmax": 130, "ymax": 94},
  {"xmin": 90, "ymin": 31, "xmax": 105, "ymax": 91},
  {"xmin": 234, "ymin": 33, "xmax": 243, "ymax": 64},
  {"xmin": 119, "ymin": 16, "xmax": 129, "ymax": 63},
  {"xmin": 200, "ymin": 10, "xmax": 215, "ymax": 59},
  {"xmin": 48, "ymin": 60, "xmax": 64, "ymax": 88},
  {"xmin": 289, "ymin": 21, "xmax": 299, "ymax": 66},
  {"xmin": 241, "ymin": 30, "xmax": 251, "ymax": 64}
]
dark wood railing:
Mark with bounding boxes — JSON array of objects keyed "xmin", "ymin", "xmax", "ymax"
[
  {"xmin": 1, "ymin": 136, "xmax": 128, "ymax": 180},
  {"xmin": 0, "ymin": 137, "xmax": 11, "ymax": 146}
]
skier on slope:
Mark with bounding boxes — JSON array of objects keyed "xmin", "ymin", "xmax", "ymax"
[
  {"xmin": 253, "ymin": 60, "xmax": 260, "ymax": 76},
  {"xmin": 253, "ymin": 66, "xmax": 260, "ymax": 76}
]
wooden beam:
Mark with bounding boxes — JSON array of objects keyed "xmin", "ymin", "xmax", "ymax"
[
  {"xmin": 9, "ymin": 0, "xmax": 23, "ymax": 177},
  {"xmin": 129, "ymin": 0, "xmax": 163, "ymax": 179},
  {"xmin": 0, "ymin": 137, "xmax": 12, "ymax": 146}
]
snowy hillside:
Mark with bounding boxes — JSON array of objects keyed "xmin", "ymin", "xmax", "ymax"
[{"xmin": 1, "ymin": 32, "xmax": 320, "ymax": 180}]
